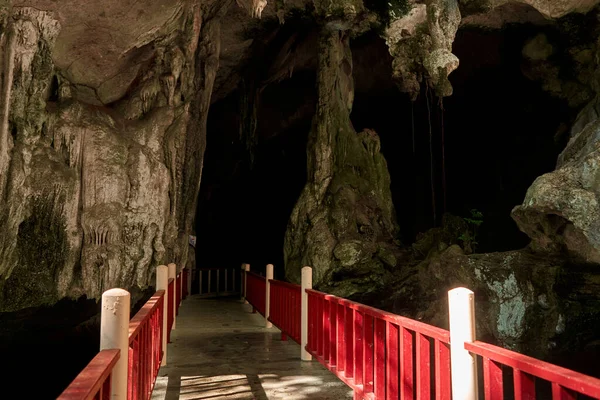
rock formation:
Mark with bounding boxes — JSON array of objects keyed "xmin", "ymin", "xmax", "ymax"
[
  {"xmin": 284, "ymin": 1, "xmax": 401, "ymax": 297},
  {"xmin": 0, "ymin": 1, "xmax": 231, "ymax": 311}
]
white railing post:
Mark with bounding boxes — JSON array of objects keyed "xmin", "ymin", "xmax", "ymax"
[
  {"xmin": 100, "ymin": 288, "xmax": 130, "ymax": 399},
  {"xmin": 448, "ymin": 287, "xmax": 478, "ymax": 400},
  {"xmin": 301, "ymin": 266, "xmax": 312, "ymax": 361},
  {"xmin": 243, "ymin": 263, "xmax": 250, "ymax": 304},
  {"xmin": 156, "ymin": 265, "xmax": 169, "ymax": 366},
  {"xmin": 265, "ymin": 264, "xmax": 274, "ymax": 328},
  {"xmin": 168, "ymin": 263, "xmax": 176, "ymax": 330}
]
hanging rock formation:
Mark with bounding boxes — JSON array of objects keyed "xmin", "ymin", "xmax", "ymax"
[
  {"xmin": 284, "ymin": 1, "xmax": 400, "ymax": 298},
  {"xmin": 0, "ymin": 1, "xmax": 231, "ymax": 311}
]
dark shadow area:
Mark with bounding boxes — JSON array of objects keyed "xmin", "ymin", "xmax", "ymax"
[
  {"xmin": 197, "ymin": 22, "xmax": 576, "ymax": 277},
  {"xmin": 0, "ymin": 289, "xmax": 154, "ymax": 399},
  {"xmin": 350, "ymin": 27, "xmax": 575, "ymax": 252}
]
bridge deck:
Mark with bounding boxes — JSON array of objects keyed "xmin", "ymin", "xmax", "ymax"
[{"xmin": 151, "ymin": 296, "xmax": 352, "ymax": 400}]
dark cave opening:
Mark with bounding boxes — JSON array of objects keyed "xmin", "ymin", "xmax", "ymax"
[{"xmin": 196, "ymin": 22, "xmax": 575, "ymax": 280}]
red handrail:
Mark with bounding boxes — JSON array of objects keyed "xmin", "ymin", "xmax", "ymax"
[
  {"xmin": 306, "ymin": 289, "xmax": 451, "ymax": 400},
  {"xmin": 167, "ymin": 278, "xmax": 174, "ymax": 343},
  {"xmin": 127, "ymin": 291, "xmax": 164, "ymax": 400},
  {"xmin": 268, "ymin": 280, "xmax": 301, "ymax": 343},
  {"xmin": 245, "ymin": 271, "xmax": 266, "ymax": 316},
  {"xmin": 58, "ymin": 349, "xmax": 119, "ymax": 400},
  {"xmin": 465, "ymin": 341, "xmax": 600, "ymax": 399}
]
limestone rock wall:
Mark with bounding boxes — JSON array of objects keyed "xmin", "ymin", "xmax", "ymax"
[{"xmin": 0, "ymin": 1, "xmax": 228, "ymax": 312}]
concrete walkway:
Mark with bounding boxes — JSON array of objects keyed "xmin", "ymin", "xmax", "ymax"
[{"xmin": 151, "ymin": 296, "xmax": 353, "ymax": 400}]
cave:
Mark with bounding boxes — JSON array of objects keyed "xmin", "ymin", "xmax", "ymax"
[
  {"xmin": 3, "ymin": 1, "xmax": 600, "ymax": 398},
  {"xmin": 196, "ymin": 20, "xmax": 575, "ymax": 275}
]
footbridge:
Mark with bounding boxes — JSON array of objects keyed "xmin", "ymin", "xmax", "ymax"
[{"xmin": 58, "ymin": 263, "xmax": 600, "ymax": 400}]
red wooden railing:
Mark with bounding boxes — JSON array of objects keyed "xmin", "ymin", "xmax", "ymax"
[
  {"xmin": 245, "ymin": 271, "xmax": 266, "ymax": 316},
  {"xmin": 466, "ymin": 341, "xmax": 600, "ymax": 399},
  {"xmin": 57, "ymin": 349, "xmax": 119, "ymax": 400},
  {"xmin": 242, "ymin": 268, "xmax": 600, "ymax": 400},
  {"xmin": 167, "ymin": 278, "xmax": 174, "ymax": 343},
  {"xmin": 198, "ymin": 267, "xmax": 240, "ymax": 297},
  {"xmin": 59, "ymin": 264, "xmax": 188, "ymax": 400},
  {"xmin": 268, "ymin": 280, "xmax": 301, "ymax": 343},
  {"xmin": 306, "ymin": 289, "xmax": 451, "ymax": 399},
  {"xmin": 127, "ymin": 291, "xmax": 164, "ymax": 400}
]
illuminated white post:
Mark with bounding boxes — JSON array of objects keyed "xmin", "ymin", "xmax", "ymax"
[
  {"xmin": 301, "ymin": 266, "xmax": 312, "ymax": 361},
  {"xmin": 243, "ymin": 263, "xmax": 250, "ymax": 304},
  {"xmin": 156, "ymin": 265, "xmax": 169, "ymax": 366},
  {"xmin": 100, "ymin": 288, "xmax": 130, "ymax": 399},
  {"xmin": 448, "ymin": 287, "xmax": 478, "ymax": 400},
  {"xmin": 265, "ymin": 264, "xmax": 274, "ymax": 328},
  {"xmin": 168, "ymin": 263, "xmax": 176, "ymax": 330}
]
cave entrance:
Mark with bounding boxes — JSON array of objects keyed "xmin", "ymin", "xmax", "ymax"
[
  {"xmin": 195, "ymin": 17, "xmax": 580, "ymax": 287},
  {"xmin": 351, "ymin": 24, "xmax": 578, "ymax": 253}
]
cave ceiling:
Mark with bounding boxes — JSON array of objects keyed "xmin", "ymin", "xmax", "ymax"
[{"xmin": 7, "ymin": 0, "xmax": 599, "ymax": 107}]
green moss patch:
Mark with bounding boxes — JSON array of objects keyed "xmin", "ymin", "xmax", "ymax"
[{"xmin": 0, "ymin": 193, "xmax": 68, "ymax": 311}]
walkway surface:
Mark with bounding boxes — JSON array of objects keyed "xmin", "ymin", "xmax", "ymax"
[{"xmin": 151, "ymin": 296, "xmax": 353, "ymax": 400}]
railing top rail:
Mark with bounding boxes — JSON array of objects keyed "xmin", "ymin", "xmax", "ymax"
[
  {"xmin": 128, "ymin": 290, "xmax": 165, "ymax": 344},
  {"xmin": 269, "ymin": 279, "xmax": 301, "ymax": 290},
  {"xmin": 306, "ymin": 288, "xmax": 450, "ymax": 343},
  {"xmin": 465, "ymin": 341, "xmax": 600, "ymax": 397},
  {"xmin": 246, "ymin": 271, "xmax": 265, "ymax": 279},
  {"xmin": 57, "ymin": 349, "xmax": 120, "ymax": 400}
]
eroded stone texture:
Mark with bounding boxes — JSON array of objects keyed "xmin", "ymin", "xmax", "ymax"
[
  {"xmin": 0, "ymin": 2, "xmax": 227, "ymax": 311},
  {"xmin": 410, "ymin": 245, "xmax": 600, "ymax": 358},
  {"xmin": 513, "ymin": 96, "xmax": 600, "ymax": 265},
  {"xmin": 385, "ymin": 0, "xmax": 461, "ymax": 99},
  {"xmin": 284, "ymin": 25, "xmax": 400, "ymax": 298}
]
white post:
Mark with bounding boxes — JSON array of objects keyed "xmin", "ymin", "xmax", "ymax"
[
  {"xmin": 448, "ymin": 287, "xmax": 478, "ymax": 400},
  {"xmin": 301, "ymin": 266, "xmax": 313, "ymax": 361},
  {"xmin": 156, "ymin": 265, "xmax": 169, "ymax": 366},
  {"xmin": 168, "ymin": 263, "xmax": 176, "ymax": 330},
  {"xmin": 265, "ymin": 264, "xmax": 274, "ymax": 328},
  {"xmin": 100, "ymin": 288, "xmax": 130, "ymax": 399},
  {"xmin": 243, "ymin": 263, "xmax": 250, "ymax": 304}
]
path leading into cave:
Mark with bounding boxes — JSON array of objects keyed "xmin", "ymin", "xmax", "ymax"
[{"xmin": 151, "ymin": 296, "xmax": 352, "ymax": 400}]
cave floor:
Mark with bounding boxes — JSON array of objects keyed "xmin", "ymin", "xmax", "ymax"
[{"xmin": 151, "ymin": 296, "xmax": 352, "ymax": 400}]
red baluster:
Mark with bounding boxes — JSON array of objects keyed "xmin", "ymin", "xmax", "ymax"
[
  {"xmin": 416, "ymin": 333, "xmax": 431, "ymax": 399},
  {"xmin": 484, "ymin": 358, "xmax": 503, "ymax": 400},
  {"xmin": 353, "ymin": 311, "xmax": 364, "ymax": 387},
  {"xmin": 400, "ymin": 326, "xmax": 414, "ymax": 399},
  {"xmin": 374, "ymin": 318, "xmax": 386, "ymax": 398}
]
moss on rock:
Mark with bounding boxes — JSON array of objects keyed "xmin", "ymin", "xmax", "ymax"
[
  {"xmin": 0, "ymin": 192, "xmax": 68, "ymax": 311},
  {"xmin": 284, "ymin": 28, "xmax": 401, "ymax": 298}
]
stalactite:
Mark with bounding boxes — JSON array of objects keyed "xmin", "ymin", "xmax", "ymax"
[{"xmin": 426, "ymin": 85, "xmax": 436, "ymax": 226}]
